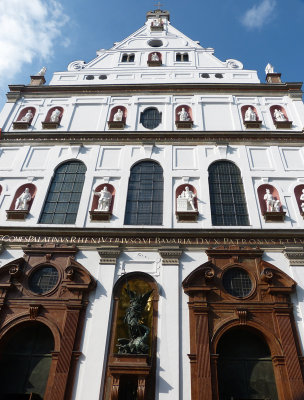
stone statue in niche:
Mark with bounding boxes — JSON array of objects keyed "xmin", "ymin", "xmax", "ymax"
[
  {"xmin": 50, "ymin": 108, "xmax": 61, "ymax": 123},
  {"xmin": 151, "ymin": 52, "xmax": 159, "ymax": 61},
  {"xmin": 264, "ymin": 188, "xmax": 280, "ymax": 212},
  {"xmin": 178, "ymin": 107, "xmax": 190, "ymax": 122},
  {"xmin": 300, "ymin": 189, "xmax": 304, "ymax": 213},
  {"xmin": 273, "ymin": 108, "xmax": 286, "ymax": 122},
  {"xmin": 113, "ymin": 109, "xmax": 123, "ymax": 122},
  {"xmin": 15, "ymin": 188, "xmax": 32, "ymax": 211},
  {"xmin": 37, "ymin": 66, "xmax": 47, "ymax": 76},
  {"xmin": 152, "ymin": 18, "xmax": 161, "ymax": 26},
  {"xmin": 244, "ymin": 107, "xmax": 256, "ymax": 121},
  {"xmin": 93, "ymin": 186, "xmax": 112, "ymax": 212},
  {"xmin": 177, "ymin": 186, "xmax": 197, "ymax": 211},
  {"xmin": 20, "ymin": 109, "xmax": 33, "ymax": 123},
  {"xmin": 117, "ymin": 284, "xmax": 153, "ymax": 354}
]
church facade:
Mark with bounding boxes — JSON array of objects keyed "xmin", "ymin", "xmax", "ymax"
[{"xmin": 0, "ymin": 9, "xmax": 303, "ymax": 400}]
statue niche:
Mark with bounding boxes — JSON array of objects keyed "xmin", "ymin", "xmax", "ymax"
[
  {"xmin": 241, "ymin": 105, "xmax": 262, "ymax": 129},
  {"xmin": 6, "ymin": 183, "xmax": 36, "ymax": 220},
  {"xmin": 175, "ymin": 105, "xmax": 193, "ymax": 129},
  {"xmin": 150, "ymin": 17, "xmax": 163, "ymax": 31},
  {"xmin": 175, "ymin": 184, "xmax": 198, "ymax": 222},
  {"xmin": 89, "ymin": 184, "xmax": 115, "ymax": 222},
  {"xmin": 104, "ymin": 273, "xmax": 158, "ymax": 400},
  {"xmin": 42, "ymin": 107, "xmax": 64, "ymax": 129},
  {"xmin": 147, "ymin": 52, "xmax": 162, "ymax": 67},
  {"xmin": 257, "ymin": 184, "xmax": 286, "ymax": 222},
  {"xmin": 270, "ymin": 105, "xmax": 292, "ymax": 129},
  {"xmin": 13, "ymin": 107, "xmax": 36, "ymax": 130},
  {"xmin": 108, "ymin": 106, "xmax": 127, "ymax": 129},
  {"xmin": 294, "ymin": 184, "xmax": 304, "ymax": 218}
]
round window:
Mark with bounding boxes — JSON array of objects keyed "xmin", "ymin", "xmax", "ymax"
[
  {"xmin": 99, "ymin": 75, "xmax": 107, "ymax": 80},
  {"xmin": 148, "ymin": 39, "xmax": 163, "ymax": 47},
  {"xmin": 86, "ymin": 75, "xmax": 94, "ymax": 80},
  {"xmin": 29, "ymin": 266, "xmax": 59, "ymax": 294},
  {"xmin": 222, "ymin": 267, "xmax": 252, "ymax": 298}
]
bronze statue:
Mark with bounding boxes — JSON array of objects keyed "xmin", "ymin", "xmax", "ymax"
[{"xmin": 117, "ymin": 284, "xmax": 153, "ymax": 354}]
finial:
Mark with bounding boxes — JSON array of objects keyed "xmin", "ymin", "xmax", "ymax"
[
  {"xmin": 265, "ymin": 63, "xmax": 274, "ymax": 75},
  {"xmin": 37, "ymin": 66, "xmax": 47, "ymax": 76}
]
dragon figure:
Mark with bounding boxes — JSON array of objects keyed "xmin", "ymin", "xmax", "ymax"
[{"xmin": 117, "ymin": 284, "xmax": 153, "ymax": 355}]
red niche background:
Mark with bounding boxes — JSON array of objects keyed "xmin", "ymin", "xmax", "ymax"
[
  {"xmin": 176, "ymin": 184, "xmax": 197, "ymax": 209},
  {"xmin": 175, "ymin": 105, "xmax": 193, "ymax": 121},
  {"xmin": 44, "ymin": 107, "xmax": 64, "ymax": 123},
  {"xmin": 241, "ymin": 105, "xmax": 259, "ymax": 121},
  {"xmin": 109, "ymin": 106, "xmax": 127, "ymax": 122},
  {"xmin": 17, "ymin": 107, "xmax": 36, "ymax": 123},
  {"xmin": 257, "ymin": 184, "xmax": 281, "ymax": 214},
  {"xmin": 91, "ymin": 184, "xmax": 115, "ymax": 212},
  {"xmin": 269, "ymin": 105, "xmax": 289, "ymax": 123},
  {"xmin": 9, "ymin": 183, "xmax": 37, "ymax": 211}
]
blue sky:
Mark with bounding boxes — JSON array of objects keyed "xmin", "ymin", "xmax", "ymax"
[{"xmin": 0, "ymin": 0, "xmax": 304, "ymax": 109}]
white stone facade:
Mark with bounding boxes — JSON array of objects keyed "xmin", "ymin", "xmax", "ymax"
[{"xmin": 0, "ymin": 9, "xmax": 304, "ymax": 400}]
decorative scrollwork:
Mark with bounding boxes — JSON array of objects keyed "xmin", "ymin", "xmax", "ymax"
[
  {"xmin": 67, "ymin": 60, "xmax": 86, "ymax": 71},
  {"xmin": 204, "ymin": 267, "xmax": 215, "ymax": 281},
  {"xmin": 65, "ymin": 267, "xmax": 74, "ymax": 280},
  {"xmin": 9, "ymin": 265, "xmax": 21, "ymax": 278},
  {"xmin": 261, "ymin": 268, "xmax": 274, "ymax": 282},
  {"xmin": 226, "ymin": 59, "xmax": 243, "ymax": 69}
]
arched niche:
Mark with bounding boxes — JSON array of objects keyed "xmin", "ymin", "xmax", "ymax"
[
  {"xmin": 217, "ymin": 327, "xmax": 278, "ymax": 400},
  {"xmin": 241, "ymin": 105, "xmax": 261, "ymax": 129},
  {"xmin": 0, "ymin": 321, "xmax": 54, "ymax": 399},
  {"xmin": 270, "ymin": 105, "xmax": 292, "ymax": 128},
  {"xmin": 175, "ymin": 184, "xmax": 198, "ymax": 222},
  {"xmin": 294, "ymin": 184, "xmax": 304, "ymax": 215},
  {"xmin": 103, "ymin": 272, "xmax": 159, "ymax": 400},
  {"xmin": 42, "ymin": 106, "xmax": 64, "ymax": 129},
  {"xmin": 182, "ymin": 246, "xmax": 304, "ymax": 400},
  {"xmin": 0, "ymin": 245, "xmax": 96, "ymax": 400},
  {"xmin": 13, "ymin": 107, "xmax": 36, "ymax": 130},
  {"xmin": 175, "ymin": 105, "xmax": 193, "ymax": 129},
  {"xmin": 90, "ymin": 183, "xmax": 115, "ymax": 222},
  {"xmin": 7, "ymin": 183, "xmax": 37, "ymax": 220},
  {"xmin": 108, "ymin": 106, "xmax": 127, "ymax": 130},
  {"xmin": 147, "ymin": 52, "xmax": 162, "ymax": 66},
  {"xmin": 257, "ymin": 184, "xmax": 285, "ymax": 222}
]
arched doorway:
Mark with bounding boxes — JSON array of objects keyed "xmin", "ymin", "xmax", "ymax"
[
  {"xmin": 217, "ymin": 327, "xmax": 278, "ymax": 400},
  {"xmin": 0, "ymin": 322, "xmax": 54, "ymax": 399}
]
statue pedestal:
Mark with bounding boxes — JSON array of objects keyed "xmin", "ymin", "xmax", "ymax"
[
  {"xmin": 30, "ymin": 75, "xmax": 46, "ymax": 86},
  {"xmin": 150, "ymin": 24, "xmax": 163, "ymax": 31},
  {"xmin": 274, "ymin": 120, "xmax": 292, "ymax": 129},
  {"xmin": 147, "ymin": 60, "xmax": 162, "ymax": 67},
  {"xmin": 108, "ymin": 121, "xmax": 125, "ymax": 130},
  {"xmin": 176, "ymin": 210, "xmax": 198, "ymax": 222},
  {"xmin": 6, "ymin": 209, "xmax": 29, "ymax": 220},
  {"xmin": 263, "ymin": 211, "xmax": 286, "ymax": 222},
  {"xmin": 89, "ymin": 210, "xmax": 112, "ymax": 222},
  {"xmin": 266, "ymin": 72, "xmax": 282, "ymax": 83},
  {"xmin": 243, "ymin": 120, "xmax": 262, "ymax": 129},
  {"xmin": 175, "ymin": 120, "xmax": 193, "ymax": 129},
  {"xmin": 42, "ymin": 121, "xmax": 60, "ymax": 129},
  {"xmin": 13, "ymin": 121, "xmax": 31, "ymax": 130}
]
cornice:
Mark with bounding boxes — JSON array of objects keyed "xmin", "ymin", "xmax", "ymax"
[
  {"xmin": 1, "ymin": 130, "xmax": 304, "ymax": 146},
  {"xmin": 7, "ymin": 81, "xmax": 303, "ymax": 100}
]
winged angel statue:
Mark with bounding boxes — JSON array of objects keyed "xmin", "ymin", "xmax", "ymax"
[{"xmin": 117, "ymin": 284, "xmax": 153, "ymax": 354}]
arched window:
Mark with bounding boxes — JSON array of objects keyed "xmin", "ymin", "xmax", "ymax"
[
  {"xmin": 0, "ymin": 322, "xmax": 54, "ymax": 399},
  {"xmin": 39, "ymin": 160, "xmax": 86, "ymax": 224},
  {"xmin": 208, "ymin": 161, "xmax": 249, "ymax": 226},
  {"xmin": 140, "ymin": 107, "xmax": 162, "ymax": 129},
  {"xmin": 124, "ymin": 161, "xmax": 163, "ymax": 225},
  {"xmin": 217, "ymin": 328, "xmax": 278, "ymax": 400}
]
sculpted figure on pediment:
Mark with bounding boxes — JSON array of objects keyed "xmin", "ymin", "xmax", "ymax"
[
  {"xmin": 37, "ymin": 66, "xmax": 47, "ymax": 76},
  {"xmin": 50, "ymin": 108, "xmax": 61, "ymax": 123},
  {"xmin": 20, "ymin": 109, "xmax": 33, "ymax": 123},
  {"xmin": 264, "ymin": 189, "xmax": 280, "ymax": 212},
  {"xmin": 244, "ymin": 107, "xmax": 257, "ymax": 122},
  {"xmin": 15, "ymin": 188, "xmax": 32, "ymax": 211},
  {"xmin": 113, "ymin": 109, "xmax": 123, "ymax": 122},
  {"xmin": 273, "ymin": 108, "xmax": 286, "ymax": 122},
  {"xmin": 178, "ymin": 107, "xmax": 190, "ymax": 121},
  {"xmin": 94, "ymin": 186, "xmax": 112, "ymax": 212}
]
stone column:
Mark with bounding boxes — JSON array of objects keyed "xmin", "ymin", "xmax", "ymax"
[
  {"xmin": 76, "ymin": 245, "xmax": 121, "ymax": 400},
  {"xmin": 158, "ymin": 246, "xmax": 182, "ymax": 400},
  {"xmin": 284, "ymin": 245, "xmax": 304, "ymax": 374}
]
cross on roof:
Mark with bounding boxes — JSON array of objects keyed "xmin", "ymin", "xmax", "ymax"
[{"xmin": 153, "ymin": 1, "xmax": 163, "ymax": 9}]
